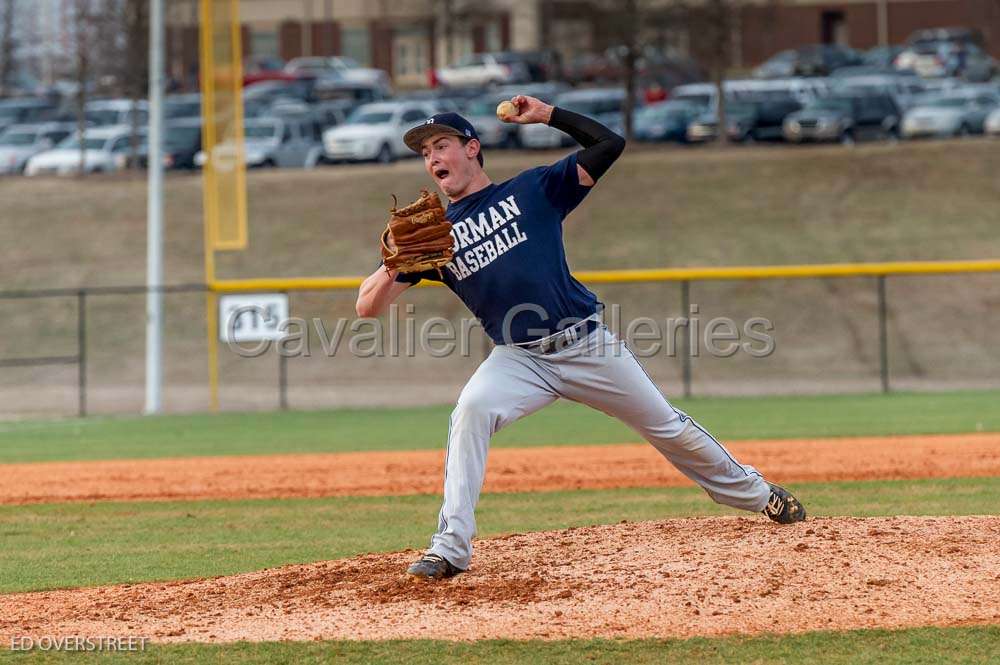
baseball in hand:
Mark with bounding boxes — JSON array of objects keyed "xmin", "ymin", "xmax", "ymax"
[{"xmin": 496, "ymin": 100, "xmax": 518, "ymax": 122}]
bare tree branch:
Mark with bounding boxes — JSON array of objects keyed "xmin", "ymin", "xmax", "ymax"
[
  {"xmin": 621, "ymin": 0, "xmax": 638, "ymax": 141},
  {"xmin": 122, "ymin": 0, "xmax": 149, "ymax": 169},
  {"xmin": 75, "ymin": 0, "xmax": 93, "ymax": 176},
  {"xmin": 679, "ymin": 0, "xmax": 745, "ymax": 145},
  {"xmin": 0, "ymin": 0, "xmax": 16, "ymax": 96}
]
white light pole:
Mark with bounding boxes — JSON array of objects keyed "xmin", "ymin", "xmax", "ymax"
[{"xmin": 145, "ymin": 0, "xmax": 165, "ymax": 414}]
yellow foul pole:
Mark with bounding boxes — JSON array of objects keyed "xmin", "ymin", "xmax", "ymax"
[{"xmin": 199, "ymin": 0, "xmax": 248, "ymax": 411}]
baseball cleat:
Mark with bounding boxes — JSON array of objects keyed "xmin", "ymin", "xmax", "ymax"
[
  {"xmin": 762, "ymin": 483, "xmax": 807, "ymax": 524},
  {"xmin": 405, "ymin": 552, "xmax": 462, "ymax": 580}
]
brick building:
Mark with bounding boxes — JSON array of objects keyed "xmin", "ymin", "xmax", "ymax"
[
  {"xmin": 737, "ymin": 0, "xmax": 999, "ymax": 67},
  {"xmin": 165, "ymin": 0, "xmax": 999, "ymax": 87},
  {"xmin": 166, "ymin": 0, "xmax": 536, "ymax": 88}
]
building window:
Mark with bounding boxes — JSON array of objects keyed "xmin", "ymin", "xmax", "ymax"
[
  {"xmin": 821, "ymin": 10, "xmax": 848, "ymax": 46},
  {"xmin": 342, "ymin": 27, "xmax": 371, "ymax": 66},
  {"xmin": 394, "ymin": 28, "xmax": 429, "ymax": 79},
  {"xmin": 485, "ymin": 21, "xmax": 502, "ymax": 53},
  {"xmin": 252, "ymin": 27, "xmax": 279, "ymax": 59},
  {"xmin": 452, "ymin": 35, "xmax": 473, "ymax": 64}
]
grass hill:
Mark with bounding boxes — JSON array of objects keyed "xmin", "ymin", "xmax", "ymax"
[{"xmin": 1, "ymin": 140, "xmax": 997, "ymax": 415}]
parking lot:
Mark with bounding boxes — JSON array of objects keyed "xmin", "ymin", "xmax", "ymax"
[{"xmin": 2, "ymin": 28, "xmax": 999, "ymax": 179}]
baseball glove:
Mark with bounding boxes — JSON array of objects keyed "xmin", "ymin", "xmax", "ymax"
[{"xmin": 380, "ymin": 189, "xmax": 455, "ymax": 274}]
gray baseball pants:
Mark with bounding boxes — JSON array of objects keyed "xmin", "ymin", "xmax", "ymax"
[{"xmin": 428, "ymin": 324, "xmax": 772, "ymax": 570}]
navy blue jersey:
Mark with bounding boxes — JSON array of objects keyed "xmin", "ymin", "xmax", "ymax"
[{"xmin": 397, "ymin": 153, "xmax": 600, "ymax": 344}]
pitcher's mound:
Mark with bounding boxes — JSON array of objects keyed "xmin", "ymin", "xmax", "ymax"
[{"xmin": 2, "ymin": 516, "xmax": 999, "ymax": 642}]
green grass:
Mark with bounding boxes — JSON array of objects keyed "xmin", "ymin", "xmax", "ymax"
[
  {"xmin": 3, "ymin": 627, "xmax": 999, "ymax": 664},
  {"xmin": 1, "ymin": 390, "xmax": 997, "ymax": 464},
  {"xmin": 1, "ymin": 477, "xmax": 995, "ymax": 594},
  {"xmin": 2, "ymin": 144, "xmax": 998, "ymax": 665}
]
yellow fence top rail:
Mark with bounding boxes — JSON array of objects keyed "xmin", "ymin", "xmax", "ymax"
[{"xmin": 209, "ymin": 259, "xmax": 1000, "ymax": 293}]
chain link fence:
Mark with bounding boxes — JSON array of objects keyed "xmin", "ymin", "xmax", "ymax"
[{"xmin": 2, "ymin": 268, "xmax": 999, "ymax": 418}]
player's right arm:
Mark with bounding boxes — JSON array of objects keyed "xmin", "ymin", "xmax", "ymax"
[
  {"xmin": 356, "ymin": 267, "xmax": 411, "ymax": 318},
  {"xmin": 505, "ymin": 95, "xmax": 625, "ymax": 186}
]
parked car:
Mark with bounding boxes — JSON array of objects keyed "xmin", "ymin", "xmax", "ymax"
[
  {"xmin": 633, "ymin": 100, "xmax": 703, "ymax": 142},
  {"xmin": 243, "ymin": 55, "xmax": 289, "ymax": 86},
  {"xmin": 25, "ymin": 125, "xmax": 142, "ymax": 175},
  {"xmin": 0, "ymin": 98, "xmax": 58, "ymax": 132},
  {"xmin": 918, "ymin": 77, "xmax": 966, "ymax": 95},
  {"xmin": 84, "ymin": 99, "xmax": 148, "ymax": 127},
  {"xmin": 983, "ymin": 107, "xmax": 1000, "ymax": 136},
  {"xmin": 672, "ymin": 78, "xmax": 827, "ymax": 111},
  {"xmin": 312, "ymin": 77, "xmax": 392, "ymax": 107},
  {"xmin": 738, "ymin": 77, "xmax": 831, "ymax": 104},
  {"xmin": 195, "ymin": 117, "xmax": 323, "ymax": 169},
  {"xmin": 670, "ymin": 83, "xmax": 718, "ymax": 108},
  {"xmin": 832, "ymin": 72, "xmax": 926, "ymax": 111},
  {"xmin": 245, "ymin": 55, "xmax": 285, "ymax": 74},
  {"xmin": 395, "ymin": 93, "xmax": 461, "ymax": 115},
  {"xmin": 284, "ymin": 56, "xmax": 336, "ymax": 75},
  {"xmin": 0, "ymin": 122, "xmax": 76, "ymax": 174},
  {"xmin": 567, "ymin": 45, "xmax": 703, "ymax": 89},
  {"xmin": 862, "ymin": 46, "xmax": 906, "ymax": 69},
  {"xmin": 518, "ymin": 88, "xmax": 630, "ymax": 149},
  {"xmin": 464, "ymin": 83, "xmax": 569, "ymax": 148},
  {"xmin": 895, "ymin": 28, "xmax": 996, "ymax": 81},
  {"xmin": 149, "ymin": 118, "xmax": 202, "ymax": 170},
  {"xmin": 783, "ymin": 93, "xmax": 901, "ymax": 144},
  {"xmin": 901, "ymin": 89, "xmax": 1000, "ymax": 138},
  {"xmin": 164, "ymin": 93, "xmax": 202, "ymax": 119},
  {"xmin": 512, "ymin": 50, "xmax": 564, "ymax": 82},
  {"xmin": 724, "ymin": 95, "xmax": 803, "ymax": 142},
  {"xmin": 244, "ymin": 78, "xmax": 318, "ymax": 107},
  {"xmin": 243, "ymin": 75, "xmax": 384, "ymax": 120},
  {"xmin": 687, "ymin": 96, "xmax": 800, "ymax": 144},
  {"xmin": 321, "ymin": 101, "xmax": 439, "ymax": 163},
  {"xmin": 563, "ymin": 52, "xmax": 607, "ymax": 85},
  {"xmin": 284, "ymin": 56, "xmax": 391, "ymax": 92},
  {"xmin": 262, "ymin": 96, "xmax": 346, "ymax": 137},
  {"xmin": 829, "ymin": 65, "xmax": 891, "ymax": 78},
  {"xmin": 907, "ymin": 27, "xmax": 983, "ymax": 48},
  {"xmin": 754, "ymin": 45, "xmax": 863, "ymax": 78},
  {"xmin": 461, "ymin": 91, "xmax": 518, "ymax": 148},
  {"xmin": 434, "ymin": 52, "xmax": 535, "ymax": 88},
  {"xmin": 243, "ymin": 69, "xmax": 300, "ymax": 88}
]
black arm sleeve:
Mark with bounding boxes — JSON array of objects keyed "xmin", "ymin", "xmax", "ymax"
[{"xmin": 547, "ymin": 106, "xmax": 626, "ymax": 181}]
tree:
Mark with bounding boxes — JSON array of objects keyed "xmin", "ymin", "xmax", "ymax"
[
  {"xmin": 604, "ymin": 0, "xmax": 759, "ymax": 145},
  {"xmin": 0, "ymin": 0, "xmax": 16, "ymax": 96},
  {"xmin": 620, "ymin": 0, "xmax": 639, "ymax": 141},
  {"xmin": 119, "ymin": 0, "xmax": 149, "ymax": 169},
  {"xmin": 685, "ymin": 0, "xmax": 779, "ymax": 145},
  {"xmin": 70, "ymin": 0, "xmax": 147, "ymax": 174},
  {"xmin": 73, "ymin": 0, "xmax": 96, "ymax": 175},
  {"xmin": 597, "ymin": 0, "xmax": 688, "ymax": 142},
  {"xmin": 689, "ymin": 0, "xmax": 740, "ymax": 146}
]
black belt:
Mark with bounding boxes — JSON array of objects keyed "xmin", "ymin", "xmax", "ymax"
[{"xmin": 522, "ymin": 318, "xmax": 600, "ymax": 355}]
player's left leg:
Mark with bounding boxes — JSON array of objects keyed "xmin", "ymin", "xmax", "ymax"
[
  {"xmin": 416, "ymin": 344, "xmax": 561, "ymax": 577},
  {"xmin": 554, "ymin": 325, "xmax": 803, "ymax": 520}
]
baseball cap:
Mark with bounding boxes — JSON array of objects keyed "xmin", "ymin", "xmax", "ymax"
[{"xmin": 403, "ymin": 112, "xmax": 484, "ymax": 166}]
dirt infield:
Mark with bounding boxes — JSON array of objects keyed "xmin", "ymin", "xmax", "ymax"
[
  {"xmin": 2, "ymin": 433, "xmax": 998, "ymax": 505},
  {"xmin": 2, "ymin": 516, "xmax": 998, "ymax": 642},
  {"xmin": 4, "ymin": 433, "xmax": 997, "ymax": 644}
]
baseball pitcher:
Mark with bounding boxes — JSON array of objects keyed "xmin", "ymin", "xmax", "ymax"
[{"xmin": 355, "ymin": 95, "xmax": 806, "ymax": 580}]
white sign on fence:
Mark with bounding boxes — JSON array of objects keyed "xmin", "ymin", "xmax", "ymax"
[{"xmin": 219, "ymin": 293, "xmax": 289, "ymax": 343}]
